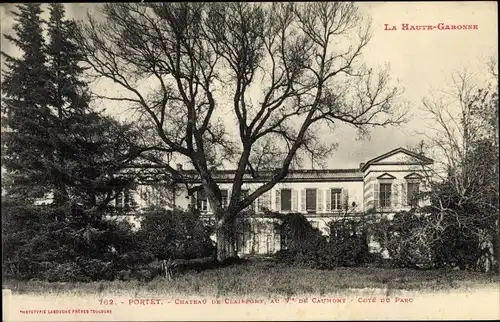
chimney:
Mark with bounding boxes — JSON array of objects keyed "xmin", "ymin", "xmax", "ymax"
[{"xmin": 176, "ymin": 163, "xmax": 183, "ymax": 171}]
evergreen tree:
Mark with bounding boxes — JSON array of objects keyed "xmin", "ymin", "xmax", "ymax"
[
  {"xmin": 2, "ymin": 4, "xmax": 145, "ymax": 281},
  {"xmin": 43, "ymin": 3, "xmax": 138, "ymax": 211},
  {"xmin": 1, "ymin": 4, "xmax": 54, "ymax": 202},
  {"xmin": 44, "ymin": 3, "xmax": 88, "ymax": 206}
]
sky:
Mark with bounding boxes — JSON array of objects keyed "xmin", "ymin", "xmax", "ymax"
[{"xmin": 1, "ymin": 2, "xmax": 498, "ymax": 169}]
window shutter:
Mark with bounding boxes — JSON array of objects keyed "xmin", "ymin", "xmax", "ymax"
[
  {"xmin": 123, "ymin": 189, "xmax": 129, "ymax": 208},
  {"xmin": 253, "ymin": 192, "xmax": 259, "ymax": 211},
  {"xmin": 402, "ymin": 183, "xmax": 408, "ymax": 206},
  {"xmin": 416, "ymin": 182, "xmax": 421, "ymax": 206},
  {"xmin": 261, "ymin": 191, "xmax": 271, "ymax": 211},
  {"xmin": 300, "ymin": 189, "xmax": 306, "ymax": 212},
  {"xmin": 260, "ymin": 193, "xmax": 267, "ymax": 211},
  {"xmin": 130, "ymin": 190, "xmax": 137, "ymax": 207},
  {"xmin": 292, "ymin": 189, "xmax": 298, "ymax": 212},
  {"xmin": 124, "ymin": 188, "xmax": 131, "ymax": 208},
  {"xmin": 154, "ymin": 187, "xmax": 159, "ymax": 206},
  {"xmin": 247, "ymin": 190, "xmax": 255, "ymax": 212},
  {"xmin": 275, "ymin": 189, "xmax": 281, "ymax": 211},
  {"xmin": 399, "ymin": 183, "xmax": 404, "ymax": 207},
  {"xmin": 340, "ymin": 189, "xmax": 345, "ymax": 210},
  {"xmin": 227, "ymin": 189, "xmax": 231, "ymax": 207},
  {"xmin": 391, "ymin": 182, "xmax": 399, "ymax": 209},
  {"xmin": 343, "ymin": 188, "xmax": 349, "ymax": 210},
  {"xmin": 374, "ymin": 184, "xmax": 379, "ymax": 209},
  {"xmin": 116, "ymin": 191, "xmax": 123, "ymax": 208},
  {"xmin": 147, "ymin": 187, "xmax": 151, "ymax": 204},
  {"xmin": 190, "ymin": 193, "xmax": 196, "ymax": 210},
  {"xmin": 257, "ymin": 195, "xmax": 263, "ymax": 212},
  {"xmin": 325, "ymin": 189, "xmax": 331, "ymax": 211},
  {"xmin": 317, "ymin": 189, "xmax": 323, "ymax": 212}
]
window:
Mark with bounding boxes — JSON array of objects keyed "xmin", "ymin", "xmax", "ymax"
[
  {"xmin": 379, "ymin": 183, "xmax": 392, "ymax": 208},
  {"xmin": 115, "ymin": 189, "xmax": 134, "ymax": 208},
  {"xmin": 331, "ymin": 189, "xmax": 342, "ymax": 210},
  {"xmin": 124, "ymin": 189, "xmax": 130, "ymax": 208},
  {"xmin": 128, "ymin": 189, "xmax": 137, "ymax": 208},
  {"xmin": 115, "ymin": 191, "xmax": 123, "ymax": 208},
  {"xmin": 197, "ymin": 190, "xmax": 208, "ymax": 212},
  {"xmin": 281, "ymin": 189, "xmax": 292, "ymax": 211},
  {"xmin": 221, "ymin": 189, "xmax": 228, "ymax": 206},
  {"xmin": 115, "ymin": 189, "xmax": 131, "ymax": 208},
  {"xmin": 407, "ymin": 182, "xmax": 420, "ymax": 207},
  {"xmin": 306, "ymin": 189, "xmax": 317, "ymax": 212},
  {"xmin": 141, "ymin": 187, "xmax": 151, "ymax": 205},
  {"xmin": 240, "ymin": 189, "xmax": 253, "ymax": 210}
]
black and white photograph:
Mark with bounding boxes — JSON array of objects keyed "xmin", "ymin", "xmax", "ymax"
[{"xmin": 1, "ymin": 2, "xmax": 499, "ymax": 321}]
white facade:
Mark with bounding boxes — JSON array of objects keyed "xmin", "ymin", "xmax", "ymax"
[{"xmin": 116, "ymin": 148, "xmax": 434, "ymax": 255}]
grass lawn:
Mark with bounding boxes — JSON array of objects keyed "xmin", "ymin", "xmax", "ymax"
[{"xmin": 3, "ymin": 259, "xmax": 499, "ymax": 297}]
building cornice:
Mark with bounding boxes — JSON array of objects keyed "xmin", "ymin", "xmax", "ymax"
[{"xmin": 360, "ymin": 148, "xmax": 434, "ymax": 172}]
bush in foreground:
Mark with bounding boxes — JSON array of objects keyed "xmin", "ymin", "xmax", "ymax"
[
  {"xmin": 273, "ymin": 213, "xmax": 373, "ymax": 269},
  {"xmin": 2, "ymin": 202, "xmax": 215, "ymax": 282}
]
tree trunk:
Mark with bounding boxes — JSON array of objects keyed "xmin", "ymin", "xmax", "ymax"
[
  {"xmin": 229, "ymin": 228, "xmax": 237, "ymax": 258},
  {"xmin": 216, "ymin": 224, "xmax": 238, "ymax": 262},
  {"xmin": 493, "ymin": 221, "xmax": 500, "ymax": 274},
  {"xmin": 215, "ymin": 213, "xmax": 238, "ymax": 263}
]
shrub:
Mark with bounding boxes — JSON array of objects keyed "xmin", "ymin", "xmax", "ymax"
[
  {"xmin": 137, "ymin": 208, "xmax": 216, "ymax": 261},
  {"xmin": 2, "ymin": 200, "xmax": 149, "ymax": 282},
  {"xmin": 43, "ymin": 262, "xmax": 89, "ymax": 283},
  {"xmin": 79, "ymin": 259, "xmax": 115, "ymax": 281},
  {"xmin": 3, "ymin": 204, "xmax": 217, "ymax": 282},
  {"xmin": 325, "ymin": 218, "xmax": 371, "ymax": 267},
  {"xmin": 373, "ymin": 209, "xmax": 487, "ymax": 270},
  {"xmin": 273, "ymin": 213, "xmax": 371, "ymax": 269}
]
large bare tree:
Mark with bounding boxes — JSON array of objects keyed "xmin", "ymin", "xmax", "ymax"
[
  {"xmin": 74, "ymin": 2, "xmax": 406, "ymax": 261},
  {"xmin": 415, "ymin": 61, "xmax": 499, "ymax": 272}
]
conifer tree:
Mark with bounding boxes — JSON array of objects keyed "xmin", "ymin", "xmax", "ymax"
[
  {"xmin": 2, "ymin": 4, "xmax": 54, "ymax": 202},
  {"xmin": 43, "ymin": 3, "xmax": 138, "ymax": 211},
  {"xmin": 2, "ymin": 4, "xmax": 145, "ymax": 281}
]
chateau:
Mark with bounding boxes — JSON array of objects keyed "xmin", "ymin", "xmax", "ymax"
[{"xmin": 114, "ymin": 147, "xmax": 434, "ymax": 256}]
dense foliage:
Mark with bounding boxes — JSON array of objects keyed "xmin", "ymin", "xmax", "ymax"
[
  {"xmin": 273, "ymin": 213, "xmax": 373, "ymax": 269},
  {"xmin": 1, "ymin": 4, "xmax": 144, "ymax": 282},
  {"xmin": 137, "ymin": 208, "xmax": 216, "ymax": 261},
  {"xmin": 371, "ymin": 209, "xmax": 494, "ymax": 271},
  {"xmin": 2, "ymin": 199, "xmax": 146, "ymax": 282}
]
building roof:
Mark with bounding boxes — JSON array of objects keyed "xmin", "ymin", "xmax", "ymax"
[
  {"xmin": 126, "ymin": 147, "xmax": 433, "ymax": 184},
  {"xmin": 125, "ymin": 165, "xmax": 363, "ymax": 183},
  {"xmin": 182, "ymin": 168, "xmax": 364, "ymax": 183},
  {"xmin": 360, "ymin": 147, "xmax": 433, "ymax": 172}
]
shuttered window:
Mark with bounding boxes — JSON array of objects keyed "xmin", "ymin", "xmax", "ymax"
[
  {"xmin": 221, "ymin": 189, "xmax": 228, "ymax": 206},
  {"xmin": 116, "ymin": 191, "xmax": 123, "ymax": 208},
  {"xmin": 291, "ymin": 189, "xmax": 298, "ymax": 212},
  {"xmin": 128, "ymin": 189, "xmax": 137, "ymax": 207},
  {"xmin": 197, "ymin": 190, "xmax": 208, "ymax": 212},
  {"xmin": 331, "ymin": 189, "xmax": 342, "ymax": 210},
  {"xmin": 259, "ymin": 191, "xmax": 271, "ymax": 212},
  {"xmin": 281, "ymin": 189, "xmax": 292, "ymax": 211},
  {"xmin": 305, "ymin": 189, "xmax": 317, "ymax": 212},
  {"xmin": 407, "ymin": 182, "xmax": 420, "ymax": 207},
  {"xmin": 379, "ymin": 183, "xmax": 392, "ymax": 208},
  {"xmin": 241, "ymin": 189, "xmax": 252, "ymax": 210}
]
